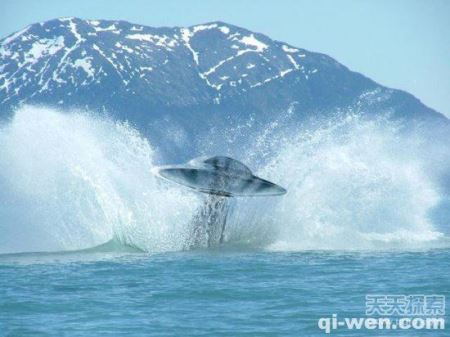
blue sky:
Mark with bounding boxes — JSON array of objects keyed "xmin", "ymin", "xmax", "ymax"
[{"xmin": 1, "ymin": 0, "xmax": 449, "ymax": 117}]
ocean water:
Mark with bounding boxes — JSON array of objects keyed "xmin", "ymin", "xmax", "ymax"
[
  {"xmin": 0, "ymin": 249, "xmax": 449, "ymax": 336},
  {"xmin": 0, "ymin": 106, "xmax": 449, "ymax": 335}
]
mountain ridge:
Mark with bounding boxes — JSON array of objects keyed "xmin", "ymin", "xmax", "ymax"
[{"xmin": 0, "ymin": 17, "xmax": 447, "ymax": 159}]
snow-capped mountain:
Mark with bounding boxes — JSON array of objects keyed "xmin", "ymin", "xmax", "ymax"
[
  {"xmin": 0, "ymin": 17, "xmax": 339, "ymax": 108},
  {"xmin": 0, "ymin": 18, "xmax": 446, "ymax": 158}
]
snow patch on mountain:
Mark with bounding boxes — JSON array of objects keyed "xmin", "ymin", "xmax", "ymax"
[
  {"xmin": 287, "ymin": 54, "xmax": 300, "ymax": 69},
  {"xmin": 73, "ymin": 57, "xmax": 95, "ymax": 78},
  {"xmin": 180, "ymin": 28, "xmax": 199, "ymax": 65},
  {"xmin": 239, "ymin": 34, "xmax": 268, "ymax": 52},
  {"xmin": 282, "ymin": 45, "xmax": 299, "ymax": 53},
  {"xmin": 25, "ymin": 36, "xmax": 65, "ymax": 63},
  {"xmin": 126, "ymin": 34, "xmax": 178, "ymax": 49},
  {"xmin": 1, "ymin": 26, "xmax": 30, "ymax": 46}
]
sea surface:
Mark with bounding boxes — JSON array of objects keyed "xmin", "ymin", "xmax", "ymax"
[{"xmin": 1, "ymin": 248, "xmax": 449, "ymax": 336}]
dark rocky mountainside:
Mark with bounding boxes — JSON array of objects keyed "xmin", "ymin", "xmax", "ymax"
[{"xmin": 0, "ymin": 18, "xmax": 446, "ymax": 158}]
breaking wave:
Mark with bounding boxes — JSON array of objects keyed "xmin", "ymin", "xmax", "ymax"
[{"xmin": 0, "ymin": 106, "xmax": 448, "ymax": 254}]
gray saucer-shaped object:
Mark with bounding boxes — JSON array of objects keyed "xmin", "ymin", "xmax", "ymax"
[{"xmin": 156, "ymin": 156, "xmax": 286, "ymax": 197}]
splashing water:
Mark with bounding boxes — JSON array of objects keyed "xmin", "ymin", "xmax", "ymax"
[
  {"xmin": 255, "ymin": 114, "xmax": 447, "ymax": 250},
  {"xmin": 0, "ymin": 106, "xmax": 448, "ymax": 254},
  {"xmin": 0, "ymin": 106, "xmax": 199, "ymax": 254}
]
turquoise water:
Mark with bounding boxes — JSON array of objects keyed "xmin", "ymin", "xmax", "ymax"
[{"xmin": 1, "ymin": 248, "xmax": 448, "ymax": 336}]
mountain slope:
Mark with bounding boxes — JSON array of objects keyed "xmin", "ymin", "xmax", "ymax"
[{"xmin": 0, "ymin": 18, "xmax": 446, "ymax": 159}]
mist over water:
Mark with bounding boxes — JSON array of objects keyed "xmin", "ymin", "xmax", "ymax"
[{"xmin": 0, "ymin": 106, "xmax": 448, "ymax": 254}]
